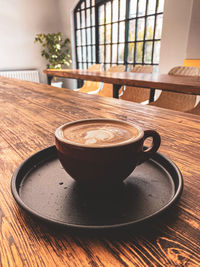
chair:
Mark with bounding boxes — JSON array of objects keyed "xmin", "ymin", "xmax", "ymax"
[
  {"xmin": 149, "ymin": 66, "xmax": 200, "ymax": 112},
  {"xmin": 98, "ymin": 65, "xmax": 125, "ymax": 97},
  {"xmin": 77, "ymin": 64, "xmax": 102, "ymax": 93},
  {"xmin": 187, "ymin": 101, "xmax": 200, "ymax": 115},
  {"xmin": 120, "ymin": 65, "xmax": 153, "ymax": 103}
]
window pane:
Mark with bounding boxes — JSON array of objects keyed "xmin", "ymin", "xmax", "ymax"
[
  {"xmin": 86, "ymin": 9, "xmax": 91, "ymax": 27},
  {"xmin": 105, "ymin": 64, "xmax": 110, "ymax": 70},
  {"xmin": 92, "ymin": 27, "xmax": 95, "ymax": 44},
  {"xmin": 112, "ymin": 0, "xmax": 119, "ymax": 22},
  {"xmin": 92, "ymin": 45, "xmax": 96, "ymax": 62},
  {"xmin": 155, "ymin": 14, "xmax": 163, "ymax": 39},
  {"xmin": 99, "ymin": 45, "xmax": 104, "ymax": 62},
  {"xmin": 83, "ymin": 46, "xmax": 86, "ymax": 61},
  {"xmin": 145, "ymin": 16, "xmax": 155, "ymax": 40},
  {"xmin": 119, "ymin": 22, "xmax": 125, "ymax": 42},
  {"xmin": 120, "ymin": 0, "xmax": 126, "ymax": 20},
  {"xmin": 99, "ymin": 26, "xmax": 105, "ymax": 44},
  {"xmin": 129, "ymin": 0, "xmax": 137, "ymax": 18},
  {"xmin": 92, "ymin": 8, "xmax": 95, "ymax": 25},
  {"xmin": 153, "ymin": 65, "xmax": 159, "ymax": 73},
  {"xmin": 81, "ymin": 10, "xmax": 85, "ymax": 28},
  {"xmin": 87, "ymin": 46, "xmax": 92, "ymax": 62},
  {"xmin": 106, "ymin": 45, "xmax": 111, "ymax": 63},
  {"xmin": 138, "ymin": 0, "xmax": 146, "ymax": 17},
  {"xmin": 144, "ymin": 41, "xmax": 153, "ymax": 63},
  {"xmin": 112, "ymin": 44, "xmax": 118, "ymax": 63},
  {"xmin": 153, "ymin": 41, "xmax": 160, "ymax": 63},
  {"xmin": 106, "ymin": 24, "xmax": 111, "ymax": 44},
  {"xmin": 112, "ymin": 23, "xmax": 118, "ymax": 43},
  {"xmin": 106, "ymin": 2, "xmax": 111, "ymax": 23},
  {"xmin": 79, "ymin": 62, "xmax": 82, "ymax": 69},
  {"xmin": 128, "ymin": 43, "xmax": 135, "ymax": 63},
  {"xmin": 81, "ymin": 1, "xmax": 85, "ymax": 9},
  {"xmin": 118, "ymin": 43, "xmax": 125, "ymax": 63},
  {"xmin": 81, "ymin": 29, "xmax": 86, "ymax": 45},
  {"xmin": 157, "ymin": 0, "xmax": 165, "ymax": 13},
  {"xmin": 83, "ymin": 63, "xmax": 87, "ymax": 69},
  {"xmin": 76, "ymin": 30, "xmax": 81, "ymax": 45},
  {"xmin": 77, "ymin": 47, "xmax": 82, "ymax": 61},
  {"xmin": 76, "ymin": 12, "xmax": 80, "ymax": 29},
  {"xmin": 87, "ymin": 28, "xmax": 91, "ymax": 44},
  {"xmin": 137, "ymin": 18, "xmax": 145, "ymax": 40},
  {"xmin": 136, "ymin": 42, "xmax": 143, "ymax": 63},
  {"xmin": 147, "ymin": 0, "xmax": 156, "ymax": 15},
  {"xmin": 91, "ymin": 0, "xmax": 95, "ymax": 6},
  {"xmin": 99, "ymin": 5, "xmax": 105, "ymax": 25},
  {"xmin": 129, "ymin": 19, "xmax": 135, "ymax": 41},
  {"xmin": 86, "ymin": 0, "xmax": 90, "ymax": 8}
]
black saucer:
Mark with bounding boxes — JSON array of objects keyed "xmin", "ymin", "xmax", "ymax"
[{"xmin": 11, "ymin": 146, "xmax": 183, "ymax": 229}]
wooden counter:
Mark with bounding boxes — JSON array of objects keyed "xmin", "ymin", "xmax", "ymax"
[{"xmin": 0, "ymin": 76, "xmax": 199, "ymax": 266}]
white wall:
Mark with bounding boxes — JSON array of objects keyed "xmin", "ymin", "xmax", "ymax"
[
  {"xmin": 1, "ymin": 0, "xmax": 199, "ymax": 86},
  {"xmin": 159, "ymin": 0, "xmax": 193, "ymax": 74},
  {"xmin": 186, "ymin": 0, "xmax": 200, "ymax": 59},
  {"xmin": 0, "ymin": 0, "xmax": 62, "ymax": 83},
  {"xmin": 58, "ymin": 0, "xmax": 78, "ymax": 89}
]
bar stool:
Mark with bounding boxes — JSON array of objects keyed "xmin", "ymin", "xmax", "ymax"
[
  {"xmin": 98, "ymin": 65, "xmax": 125, "ymax": 97},
  {"xmin": 149, "ymin": 66, "xmax": 200, "ymax": 112},
  {"xmin": 120, "ymin": 65, "xmax": 153, "ymax": 103},
  {"xmin": 187, "ymin": 101, "xmax": 200, "ymax": 115},
  {"xmin": 77, "ymin": 64, "xmax": 102, "ymax": 93}
]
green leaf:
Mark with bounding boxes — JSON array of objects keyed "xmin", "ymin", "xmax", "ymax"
[{"xmin": 34, "ymin": 32, "xmax": 72, "ymax": 69}]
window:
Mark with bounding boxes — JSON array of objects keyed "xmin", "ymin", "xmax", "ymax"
[{"xmin": 74, "ymin": 0, "xmax": 164, "ymax": 71}]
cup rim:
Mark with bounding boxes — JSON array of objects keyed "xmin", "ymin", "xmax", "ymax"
[{"xmin": 55, "ymin": 118, "xmax": 144, "ymax": 148}]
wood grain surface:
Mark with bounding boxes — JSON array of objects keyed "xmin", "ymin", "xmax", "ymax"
[
  {"xmin": 0, "ymin": 76, "xmax": 200, "ymax": 266},
  {"xmin": 44, "ymin": 69, "xmax": 200, "ymax": 95}
]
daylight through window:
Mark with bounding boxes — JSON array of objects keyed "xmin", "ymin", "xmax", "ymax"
[{"xmin": 74, "ymin": 0, "xmax": 164, "ymax": 71}]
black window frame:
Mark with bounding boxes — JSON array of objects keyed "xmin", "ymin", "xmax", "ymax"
[{"xmin": 73, "ymin": 0, "xmax": 164, "ymax": 71}]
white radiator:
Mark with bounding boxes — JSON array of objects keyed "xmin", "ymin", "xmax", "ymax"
[{"xmin": 0, "ymin": 69, "xmax": 40, "ymax": 82}]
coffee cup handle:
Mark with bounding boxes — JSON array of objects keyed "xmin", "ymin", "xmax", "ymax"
[{"xmin": 137, "ymin": 130, "xmax": 161, "ymax": 165}]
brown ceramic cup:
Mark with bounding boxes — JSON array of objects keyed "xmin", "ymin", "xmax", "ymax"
[{"xmin": 55, "ymin": 119, "xmax": 161, "ymax": 186}]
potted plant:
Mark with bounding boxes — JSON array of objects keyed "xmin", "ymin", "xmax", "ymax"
[{"xmin": 34, "ymin": 32, "xmax": 72, "ymax": 87}]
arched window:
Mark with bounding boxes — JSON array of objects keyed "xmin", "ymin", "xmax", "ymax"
[{"xmin": 73, "ymin": 0, "xmax": 164, "ymax": 70}]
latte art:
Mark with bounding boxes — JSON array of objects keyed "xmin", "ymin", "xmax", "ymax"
[
  {"xmin": 84, "ymin": 127, "xmax": 128, "ymax": 145},
  {"xmin": 61, "ymin": 121, "xmax": 139, "ymax": 147}
]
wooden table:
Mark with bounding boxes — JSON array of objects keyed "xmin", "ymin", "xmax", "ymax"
[
  {"xmin": 44, "ymin": 68, "xmax": 200, "ymax": 100},
  {"xmin": 0, "ymin": 76, "xmax": 200, "ymax": 266}
]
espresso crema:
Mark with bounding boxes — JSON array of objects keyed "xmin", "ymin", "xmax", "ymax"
[{"xmin": 61, "ymin": 121, "xmax": 139, "ymax": 147}]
